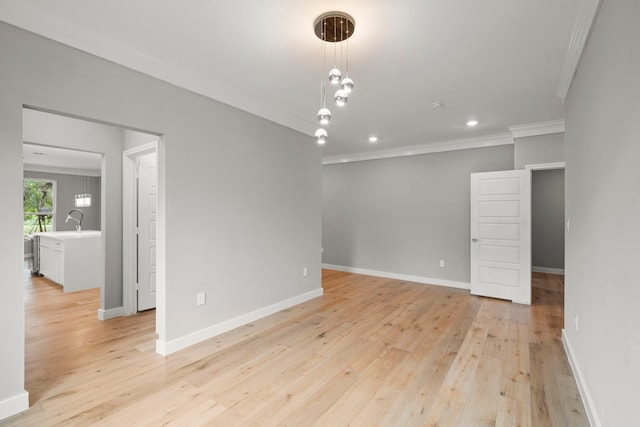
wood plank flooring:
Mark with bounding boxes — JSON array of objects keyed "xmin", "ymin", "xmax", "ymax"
[{"xmin": 1, "ymin": 269, "xmax": 588, "ymax": 426}]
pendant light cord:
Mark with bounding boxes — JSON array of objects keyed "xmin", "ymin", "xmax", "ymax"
[
  {"xmin": 345, "ymin": 24, "xmax": 350, "ymax": 77},
  {"xmin": 340, "ymin": 19, "xmax": 344, "ymax": 73}
]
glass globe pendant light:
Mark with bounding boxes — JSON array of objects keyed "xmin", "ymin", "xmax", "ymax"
[
  {"xmin": 340, "ymin": 77, "xmax": 354, "ymax": 93},
  {"xmin": 328, "ymin": 68, "xmax": 342, "ymax": 85},
  {"xmin": 340, "ymin": 28, "xmax": 354, "ymax": 93},
  {"xmin": 334, "ymin": 89, "xmax": 348, "ymax": 107},
  {"xmin": 315, "ymin": 128, "xmax": 328, "ymax": 145},
  {"xmin": 317, "ymin": 107, "xmax": 331, "ymax": 125}
]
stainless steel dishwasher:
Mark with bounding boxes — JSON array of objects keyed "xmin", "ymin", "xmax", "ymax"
[{"xmin": 27, "ymin": 234, "xmax": 41, "ymax": 275}]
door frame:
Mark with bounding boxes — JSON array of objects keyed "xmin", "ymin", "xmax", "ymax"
[
  {"xmin": 123, "ymin": 141, "xmax": 159, "ymax": 316},
  {"xmin": 524, "ymin": 162, "xmax": 565, "ymax": 172}
]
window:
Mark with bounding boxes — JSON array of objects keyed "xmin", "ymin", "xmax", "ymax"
[{"xmin": 23, "ymin": 178, "xmax": 56, "ymax": 235}]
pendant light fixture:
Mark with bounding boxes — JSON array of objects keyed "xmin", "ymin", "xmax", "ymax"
[
  {"xmin": 75, "ymin": 169, "xmax": 92, "ymax": 208},
  {"xmin": 313, "ymin": 11, "xmax": 355, "ymax": 145}
]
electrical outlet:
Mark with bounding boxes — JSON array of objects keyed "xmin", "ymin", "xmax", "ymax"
[
  {"xmin": 574, "ymin": 315, "xmax": 579, "ymax": 331},
  {"xmin": 439, "ymin": 260, "xmax": 445, "ymax": 268},
  {"xmin": 197, "ymin": 292, "xmax": 206, "ymax": 306},
  {"xmin": 303, "ymin": 267, "xmax": 309, "ymax": 277}
]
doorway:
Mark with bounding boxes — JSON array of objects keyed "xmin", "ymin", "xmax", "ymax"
[
  {"xmin": 123, "ymin": 142, "xmax": 159, "ymax": 314},
  {"xmin": 531, "ymin": 167, "xmax": 565, "ymax": 275},
  {"xmin": 470, "ymin": 163, "xmax": 565, "ymax": 305},
  {"xmin": 23, "ymin": 107, "xmax": 164, "ymax": 322}
]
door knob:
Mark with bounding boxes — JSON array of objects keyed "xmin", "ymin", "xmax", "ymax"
[{"xmin": 472, "ymin": 238, "xmax": 479, "ymax": 243}]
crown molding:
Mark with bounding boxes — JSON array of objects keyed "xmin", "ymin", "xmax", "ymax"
[
  {"xmin": 556, "ymin": 0, "xmax": 603, "ymax": 103},
  {"xmin": 0, "ymin": 0, "xmax": 315, "ymax": 137},
  {"xmin": 322, "ymin": 133, "xmax": 513, "ymax": 165},
  {"xmin": 509, "ymin": 120, "xmax": 565, "ymax": 139}
]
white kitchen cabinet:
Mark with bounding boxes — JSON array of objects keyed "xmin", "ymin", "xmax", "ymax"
[
  {"xmin": 39, "ymin": 237, "xmax": 62, "ymax": 283},
  {"xmin": 37, "ymin": 231, "xmax": 103, "ymax": 292}
]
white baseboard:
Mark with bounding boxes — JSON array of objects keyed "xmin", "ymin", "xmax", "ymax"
[
  {"xmin": 532, "ymin": 266, "xmax": 565, "ymax": 275},
  {"xmin": 156, "ymin": 288, "xmax": 324, "ymax": 356},
  {"xmin": 562, "ymin": 329, "xmax": 601, "ymax": 427},
  {"xmin": 97, "ymin": 306, "xmax": 124, "ymax": 320},
  {"xmin": 322, "ymin": 264, "xmax": 470, "ymax": 290},
  {"xmin": 0, "ymin": 390, "xmax": 29, "ymax": 421}
]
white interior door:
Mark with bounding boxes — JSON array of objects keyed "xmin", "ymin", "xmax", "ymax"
[
  {"xmin": 470, "ymin": 169, "xmax": 531, "ymax": 304},
  {"xmin": 137, "ymin": 152, "xmax": 157, "ymax": 311}
]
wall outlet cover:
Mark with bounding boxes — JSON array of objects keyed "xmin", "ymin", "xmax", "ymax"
[{"xmin": 197, "ymin": 292, "xmax": 206, "ymax": 306}]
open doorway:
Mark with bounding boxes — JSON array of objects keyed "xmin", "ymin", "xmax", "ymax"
[
  {"xmin": 531, "ymin": 167, "xmax": 565, "ymax": 275},
  {"xmin": 469, "ymin": 163, "xmax": 565, "ymax": 305},
  {"xmin": 23, "ymin": 106, "xmax": 162, "ymax": 320},
  {"xmin": 528, "ymin": 162, "xmax": 566, "ymax": 309}
]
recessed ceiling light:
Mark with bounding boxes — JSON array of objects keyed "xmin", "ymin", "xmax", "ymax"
[
  {"xmin": 33, "ymin": 152, "xmax": 46, "ymax": 156},
  {"xmin": 466, "ymin": 120, "xmax": 478, "ymax": 127},
  {"xmin": 368, "ymin": 136, "xmax": 378, "ymax": 143}
]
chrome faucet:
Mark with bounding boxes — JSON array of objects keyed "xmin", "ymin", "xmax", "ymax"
[{"xmin": 65, "ymin": 209, "xmax": 84, "ymax": 232}]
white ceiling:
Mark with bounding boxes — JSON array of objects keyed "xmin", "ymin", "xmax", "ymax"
[
  {"xmin": 1, "ymin": 0, "xmax": 578, "ymax": 159},
  {"xmin": 23, "ymin": 143, "xmax": 102, "ymax": 175}
]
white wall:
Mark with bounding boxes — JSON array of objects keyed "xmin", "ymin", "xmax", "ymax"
[
  {"xmin": 0, "ymin": 22, "xmax": 321, "ymax": 419},
  {"xmin": 564, "ymin": 1, "xmax": 640, "ymax": 425},
  {"xmin": 514, "ymin": 132, "xmax": 564, "ymax": 169},
  {"xmin": 123, "ymin": 128, "xmax": 158, "ymax": 151},
  {"xmin": 322, "ymin": 144, "xmax": 514, "ymax": 285}
]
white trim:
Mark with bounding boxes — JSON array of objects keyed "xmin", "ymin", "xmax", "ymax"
[
  {"xmin": 562, "ymin": 330, "xmax": 602, "ymax": 427},
  {"xmin": 525, "ymin": 162, "xmax": 566, "ymax": 171},
  {"xmin": 122, "ymin": 142, "xmax": 158, "ymax": 316},
  {"xmin": 322, "ymin": 133, "xmax": 513, "ymax": 165},
  {"xmin": 532, "ymin": 266, "xmax": 565, "ymax": 275},
  {"xmin": 0, "ymin": 391, "xmax": 29, "ymax": 421},
  {"xmin": 556, "ymin": 0, "xmax": 603, "ymax": 102},
  {"xmin": 509, "ymin": 120, "xmax": 565, "ymax": 138},
  {"xmin": 156, "ymin": 288, "xmax": 324, "ymax": 356},
  {"xmin": 97, "ymin": 306, "xmax": 124, "ymax": 320},
  {"xmin": 322, "ymin": 264, "xmax": 470, "ymax": 290}
]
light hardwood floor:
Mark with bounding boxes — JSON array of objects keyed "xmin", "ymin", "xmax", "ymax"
[{"xmin": 2, "ymin": 269, "xmax": 588, "ymax": 426}]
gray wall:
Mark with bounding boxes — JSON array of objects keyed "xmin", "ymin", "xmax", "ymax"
[
  {"xmin": 531, "ymin": 169, "xmax": 564, "ymax": 270},
  {"xmin": 0, "ymin": 22, "xmax": 321, "ymax": 412},
  {"xmin": 322, "ymin": 144, "xmax": 514, "ymax": 284},
  {"xmin": 514, "ymin": 133, "xmax": 564, "ymax": 169},
  {"xmin": 564, "ymin": 1, "xmax": 640, "ymax": 425},
  {"xmin": 24, "ymin": 171, "xmax": 102, "ymax": 232}
]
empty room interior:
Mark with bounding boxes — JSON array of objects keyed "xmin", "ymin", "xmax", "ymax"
[{"xmin": 0, "ymin": 1, "xmax": 638, "ymax": 426}]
